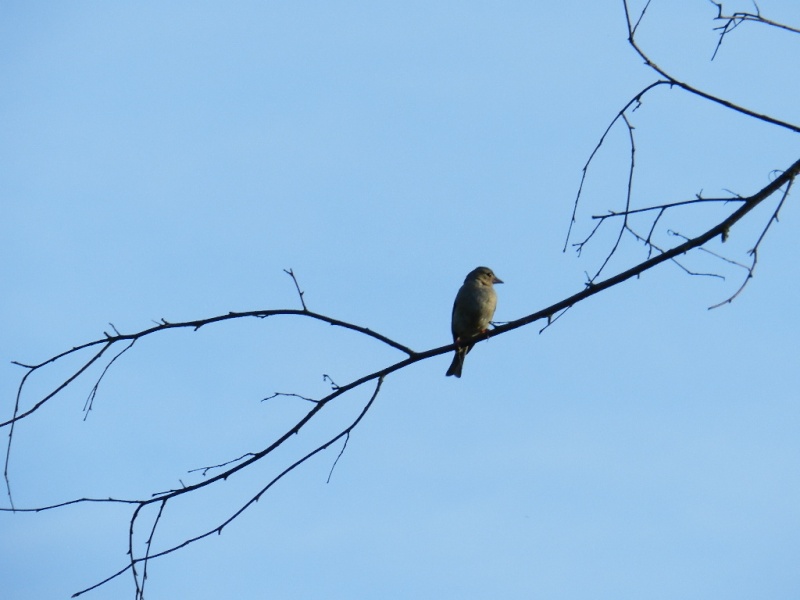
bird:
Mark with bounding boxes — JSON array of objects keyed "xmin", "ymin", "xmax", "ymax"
[{"xmin": 446, "ymin": 266, "xmax": 503, "ymax": 378}]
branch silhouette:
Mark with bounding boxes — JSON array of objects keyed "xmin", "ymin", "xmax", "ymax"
[
  {"xmin": 567, "ymin": 0, "xmax": 799, "ymax": 304},
  {"xmin": 5, "ymin": 150, "xmax": 799, "ymax": 596},
  {"xmin": 3, "ymin": 2, "xmax": 798, "ymax": 598},
  {"xmin": 709, "ymin": 0, "xmax": 800, "ymax": 59}
]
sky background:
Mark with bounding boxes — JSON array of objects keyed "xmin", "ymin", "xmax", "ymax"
[{"xmin": 2, "ymin": 1, "xmax": 799, "ymax": 598}]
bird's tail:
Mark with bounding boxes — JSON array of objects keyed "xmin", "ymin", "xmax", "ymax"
[{"xmin": 445, "ymin": 349, "xmax": 465, "ymax": 378}]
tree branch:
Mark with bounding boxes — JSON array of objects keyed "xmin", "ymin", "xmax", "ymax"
[
  {"xmin": 622, "ymin": 0, "xmax": 800, "ymax": 134},
  {"xmin": 709, "ymin": 0, "xmax": 800, "ymax": 59},
  {"xmin": 4, "ymin": 4, "xmax": 798, "ymax": 598}
]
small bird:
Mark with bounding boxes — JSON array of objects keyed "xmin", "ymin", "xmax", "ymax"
[{"xmin": 446, "ymin": 266, "xmax": 503, "ymax": 378}]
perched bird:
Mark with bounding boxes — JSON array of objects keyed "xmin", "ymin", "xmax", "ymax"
[{"xmin": 446, "ymin": 266, "xmax": 503, "ymax": 378}]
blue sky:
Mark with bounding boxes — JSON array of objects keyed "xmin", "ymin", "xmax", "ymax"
[{"xmin": 2, "ymin": 1, "xmax": 799, "ymax": 599}]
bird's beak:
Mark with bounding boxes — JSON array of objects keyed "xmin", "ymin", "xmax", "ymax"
[{"xmin": 493, "ymin": 276, "xmax": 504, "ymax": 284}]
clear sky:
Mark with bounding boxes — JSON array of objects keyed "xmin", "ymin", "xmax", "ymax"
[{"xmin": 2, "ymin": 2, "xmax": 799, "ymax": 599}]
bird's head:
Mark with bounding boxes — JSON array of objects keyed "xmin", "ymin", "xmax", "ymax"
[{"xmin": 466, "ymin": 266, "xmax": 503, "ymax": 286}]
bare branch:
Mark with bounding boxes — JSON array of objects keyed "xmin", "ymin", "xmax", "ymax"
[
  {"xmin": 565, "ymin": 0, "xmax": 798, "ymax": 305},
  {"xmin": 83, "ymin": 340, "xmax": 135, "ymax": 419},
  {"xmin": 187, "ymin": 452, "xmax": 257, "ymax": 477},
  {"xmin": 16, "ymin": 119, "xmax": 799, "ymax": 600},
  {"xmin": 587, "ymin": 112, "xmax": 638, "ymax": 283},
  {"xmin": 322, "ymin": 374, "xmax": 340, "ymax": 390},
  {"xmin": 12, "ymin": 136, "xmax": 800, "ymax": 600},
  {"xmin": 591, "ymin": 196, "xmax": 744, "ymax": 221},
  {"xmin": 624, "ymin": 224, "xmax": 725, "ymax": 280},
  {"xmin": 139, "ymin": 499, "xmax": 167, "ymax": 600},
  {"xmin": 564, "ymin": 80, "xmax": 665, "ymax": 251},
  {"xmin": 327, "ymin": 432, "xmax": 350, "ymax": 483},
  {"xmin": 532, "ymin": 155, "xmax": 800, "ymax": 339},
  {"xmin": 709, "ymin": 0, "xmax": 800, "ymax": 60},
  {"xmin": 2, "ymin": 309, "xmax": 414, "ymax": 432},
  {"xmin": 668, "ymin": 230, "xmax": 750, "ymax": 271},
  {"xmin": 2, "ymin": 305, "xmax": 415, "ymax": 510},
  {"xmin": 6, "ymin": 5, "xmax": 799, "ymax": 598},
  {"xmin": 13, "ymin": 153, "xmax": 786, "ymax": 584},
  {"xmin": 283, "ymin": 268, "xmax": 308, "ymax": 311},
  {"xmin": 71, "ymin": 376, "xmax": 385, "ymax": 597},
  {"xmin": 708, "ymin": 177, "xmax": 794, "ymax": 308},
  {"xmin": 622, "ymin": 0, "xmax": 800, "ymax": 134},
  {"xmin": 630, "ymin": 0, "xmax": 653, "ymax": 37},
  {"xmin": 262, "ymin": 391, "xmax": 320, "ymax": 404},
  {"xmin": 0, "ymin": 496, "xmax": 141, "ymax": 513}
]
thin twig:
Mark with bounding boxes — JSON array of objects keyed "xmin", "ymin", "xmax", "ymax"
[
  {"xmin": 591, "ymin": 196, "xmax": 744, "ymax": 220},
  {"xmin": 3, "ymin": 309, "xmax": 414, "ymax": 432},
  {"xmin": 73, "ymin": 377, "xmax": 384, "ymax": 597},
  {"xmin": 83, "ymin": 340, "xmax": 136, "ymax": 418},
  {"xmin": 283, "ymin": 268, "xmax": 308, "ymax": 311},
  {"xmin": 327, "ymin": 432, "xmax": 350, "ymax": 483},
  {"xmin": 262, "ymin": 392, "xmax": 319, "ymax": 404},
  {"xmin": 708, "ymin": 178, "xmax": 794, "ymax": 308},
  {"xmin": 587, "ymin": 112, "xmax": 638, "ymax": 283},
  {"xmin": 709, "ymin": 0, "xmax": 800, "ymax": 60},
  {"xmin": 623, "ymin": 0, "xmax": 800, "ymax": 134}
]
